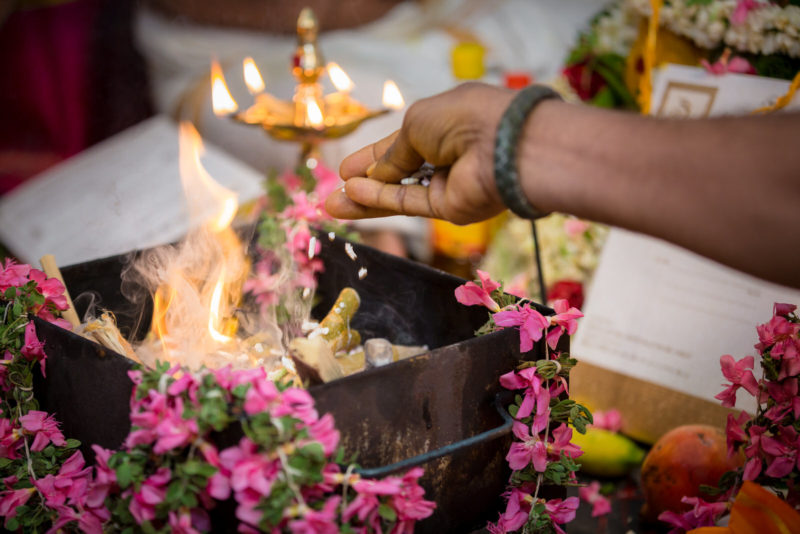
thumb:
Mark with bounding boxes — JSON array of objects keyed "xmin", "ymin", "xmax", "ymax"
[{"xmin": 368, "ymin": 126, "xmax": 425, "ymax": 184}]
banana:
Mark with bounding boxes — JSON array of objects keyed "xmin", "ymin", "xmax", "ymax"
[{"xmin": 572, "ymin": 427, "xmax": 646, "ymax": 477}]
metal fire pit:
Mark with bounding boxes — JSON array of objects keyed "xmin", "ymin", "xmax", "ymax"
[{"xmin": 33, "ymin": 235, "xmax": 565, "ymax": 533}]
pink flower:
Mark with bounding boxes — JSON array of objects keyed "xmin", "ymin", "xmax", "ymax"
[
  {"xmin": 29, "ymin": 269, "xmax": 68, "ymax": 312},
  {"xmin": 129, "ymin": 467, "xmax": 171, "ymax": 523},
  {"xmin": 494, "ymin": 304, "xmax": 549, "ymax": 353},
  {"xmin": 282, "ymin": 191, "xmax": 325, "ymax": 224},
  {"xmin": 345, "ymin": 476, "xmax": 401, "ymax": 529},
  {"xmin": 725, "ymin": 411, "xmax": 750, "ymax": 459},
  {"xmin": 19, "ymin": 410, "xmax": 66, "ymax": 451},
  {"xmin": 312, "ymin": 162, "xmax": 344, "ymax": 201},
  {"xmin": 0, "ymin": 417, "xmax": 22, "ymax": 460},
  {"xmin": 714, "ymin": 355, "xmax": 759, "ymax": 408},
  {"xmin": 271, "ymin": 387, "xmax": 318, "ymax": 425},
  {"xmin": 549, "ymin": 424, "xmax": 582, "ymax": 461},
  {"xmin": 579, "ymin": 481, "xmax": 611, "ymax": 517},
  {"xmin": 289, "ymin": 496, "xmax": 341, "ymax": 534},
  {"xmin": 32, "ymin": 451, "xmax": 91, "ymax": 508},
  {"xmin": 498, "ymin": 488, "xmax": 532, "ymax": 532},
  {"xmin": 591, "ymin": 409, "xmax": 623, "ymax": 432},
  {"xmin": 701, "ymin": 54, "xmax": 756, "ymax": 75},
  {"xmin": 506, "ymin": 421, "xmax": 548, "ymax": 472},
  {"xmin": 544, "ymin": 496, "xmax": 579, "ymax": 534},
  {"xmin": 756, "ymin": 315, "xmax": 799, "ymax": 354},
  {"xmin": 306, "ymin": 413, "xmax": 340, "ymax": 456},
  {"xmin": 86, "ymin": 445, "xmax": 116, "ymax": 508},
  {"xmin": 732, "ymin": 0, "xmax": 760, "ymax": 25},
  {"xmin": 243, "ymin": 377, "xmax": 279, "ymax": 415},
  {"xmin": 20, "ymin": 322, "xmax": 47, "ymax": 376},
  {"xmin": 243, "ymin": 256, "xmax": 282, "ymax": 312},
  {"xmin": 774, "ymin": 303, "xmax": 797, "ymax": 317},
  {"xmin": 391, "ymin": 467, "xmax": 435, "ymax": 522},
  {"xmin": 0, "ymin": 487, "xmax": 35, "ymax": 522},
  {"xmin": 153, "ymin": 398, "xmax": 198, "ymax": 454},
  {"xmin": 455, "ymin": 270, "xmax": 501, "ymax": 312},
  {"xmin": 659, "ymin": 496, "xmax": 727, "ymax": 533},
  {"xmin": 546, "ymin": 299, "xmax": 583, "ymax": 350},
  {"xmin": 0, "ymin": 259, "xmax": 30, "ymax": 290},
  {"xmin": 500, "ymin": 367, "xmax": 550, "ymax": 419},
  {"xmin": 169, "ymin": 509, "xmax": 204, "ymax": 534}
]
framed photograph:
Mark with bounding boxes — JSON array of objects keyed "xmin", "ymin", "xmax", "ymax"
[{"xmin": 655, "ymin": 81, "xmax": 718, "ymax": 118}]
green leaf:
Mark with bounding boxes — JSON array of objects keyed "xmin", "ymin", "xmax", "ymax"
[
  {"xmin": 116, "ymin": 460, "xmax": 133, "ymax": 489},
  {"xmin": 180, "ymin": 492, "xmax": 198, "ymax": 508},
  {"xmin": 378, "ymin": 503, "xmax": 397, "ymax": 522},
  {"xmin": 6, "ymin": 517, "xmax": 19, "ymax": 530},
  {"xmin": 65, "ymin": 438, "xmax": 80, "ymax": 449}
]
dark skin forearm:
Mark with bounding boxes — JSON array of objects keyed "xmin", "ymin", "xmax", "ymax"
[
  {"xmin": 325, "ymin": 83, "xmax": 800, "ymax": 288},
  {"xmin": 520, "ymin": 100, "xmax": 800, "ymax": 286}
]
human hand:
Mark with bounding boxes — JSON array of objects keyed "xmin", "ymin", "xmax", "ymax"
[{"xmin": 325, "ymin": 82, "xmax": 516, "ymax": 225}]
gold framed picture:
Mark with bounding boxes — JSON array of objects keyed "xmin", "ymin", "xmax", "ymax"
[{"xmin": 655, "ymin": 81, "xmax": 718, "ymax": 118}]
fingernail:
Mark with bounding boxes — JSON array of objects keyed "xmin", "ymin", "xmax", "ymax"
[{"xmin": 366, "ymin": 161, "xmax": 377, "ymax": 177}]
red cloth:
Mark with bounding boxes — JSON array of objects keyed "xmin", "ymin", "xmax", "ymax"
[{"xmin": 0, "ymin": 0, "xmax": 99, "ymax": 194}]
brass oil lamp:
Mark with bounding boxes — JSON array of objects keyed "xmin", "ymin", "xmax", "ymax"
[{"xmin": 211, "ymin": 7, "xmax": 405, "ymax": 170}]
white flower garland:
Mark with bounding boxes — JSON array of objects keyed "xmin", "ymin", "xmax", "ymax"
[{"xmin": 627, "ymin": 0, "xmax": 800, "ymax": 57}]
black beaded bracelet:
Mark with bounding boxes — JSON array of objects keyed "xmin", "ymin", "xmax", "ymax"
[{"xmin": 493, "ymin": 85, "xmax": 561, "ymax": 220}]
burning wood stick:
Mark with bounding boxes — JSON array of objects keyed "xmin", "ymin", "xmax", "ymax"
[{"xmin": 39, "ymin": 254, "xmax": 80, "ymax": 328}]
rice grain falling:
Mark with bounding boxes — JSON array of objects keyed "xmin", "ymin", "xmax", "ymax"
[
  {"xmin": 308, "ymin": 236, "xmax": 317, "ymax": 260},
  {"xmin": 344, "ymin": 243, "xmax": 357, "ymax": 261},
  {"xmin": 328, "ymin": 232, "xmax": 335, "ymax": 241},
  {"xmin": 358, "ymin": 267, "xmax": 368, "ymax": 280}
]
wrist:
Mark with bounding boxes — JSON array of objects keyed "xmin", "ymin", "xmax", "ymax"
[
  {"xmin": 493, "ymin": 85, "xmax": 562, "ymax": 220},
  {"xmin": 516, "ymin": 98, "xmax": 566, "ymax": 216}
]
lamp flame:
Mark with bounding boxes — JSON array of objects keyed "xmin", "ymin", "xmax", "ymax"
[
  {"xmin": 306, "ymin": 98, "xmax": 324, "ymax": 128},
  {"xmin": 243, "ymin": 57, "xmax": 265, "ymax": 94},
  {"xmin": 327, "ymin": 62, "xmax": 354, "ymax": 92},
  {"xmin": 382, "ymin": 80, "xmax": 404, "ymax": 110},
  {"xmin": 211, "ymin": 59, "xmax": 238, "ymax": 116}
]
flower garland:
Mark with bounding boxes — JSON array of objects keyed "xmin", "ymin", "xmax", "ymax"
[
  {"xmin": 562, "ymin": 0, "xmax": 800, "ymax": 111},
  {"xmin": 628, "ymin": 0, "xmax": 800, "ymax": 58},
  {"xmin": 453, "ymin": 271, "xmax": 593, "ymax": 534},
  {"xmin": 0, "ymin": 258, "xmax": 436, "ymax": 532},
  {"xmin": 245, "ymin": 162, "xmax": 358, "ymax": 337},
  {"xmin": 659, "ymin": 302, "xmax": 800, "ymax": 532},
  {"xmin": 479, "ymin": 214, "xmax": 608, "ymax": 309}
]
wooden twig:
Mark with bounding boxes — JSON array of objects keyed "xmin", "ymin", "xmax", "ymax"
[{"xmin": 38, "ymin": 254, "xmax": 80, "ymax": 328}]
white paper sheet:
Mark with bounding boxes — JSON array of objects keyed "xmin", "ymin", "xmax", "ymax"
[
  {"xmin": 0, "ymin": 116, "xmax": 264, "ymax": 267},
  {"xmin": 574, "ymin": 230, "xmax": 800, "ymax": 409}
]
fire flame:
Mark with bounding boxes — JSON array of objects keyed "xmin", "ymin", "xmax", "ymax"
[
  {"xmin": 211, "ymin": 59, "xmax": 238, "ymax": 116},
  {"xmin": 382, "ymin": 80, "xmax": 404, "ymax": 110},
  {"xmin": 306, "ymin": 97, "xmax": 324, "ymax": 128},
  {"xmin": 149, "ymin": 122, "xmax": 246, "ymax": 360},
  {"xmin": 327, "ymin": 62, "xmax": 354, "ymax": 92},
  {"xmin": 243, "ymin": 57, "xmax": 265, "ymax": 94}
]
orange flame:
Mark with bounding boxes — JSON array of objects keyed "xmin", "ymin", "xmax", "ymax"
[
  {"xmin": 306, "ymin": 97, "xmax": 324, "ymax": 128},
  {"xmin": 243, "ymin": 57, "xmax": 265, "ymax": 94},
  {"xmin": 382, "ymin": 80, "xmax": 404, "ymax": 110},
  {"xmin": 211, "ymin": 59, "xmax": 238, "ymax": 116},
  {"xmin": 150, "ymin": 122, "xmax": 246, "ymax": 357},
  {"xmin": 327, "ymin": 62, "xmax": 354, "ymax": 92}
]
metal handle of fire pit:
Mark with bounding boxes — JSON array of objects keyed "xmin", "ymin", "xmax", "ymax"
[{"xmin": 355, "ymin": 393, "xmax": 514, "ymax": 478}]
